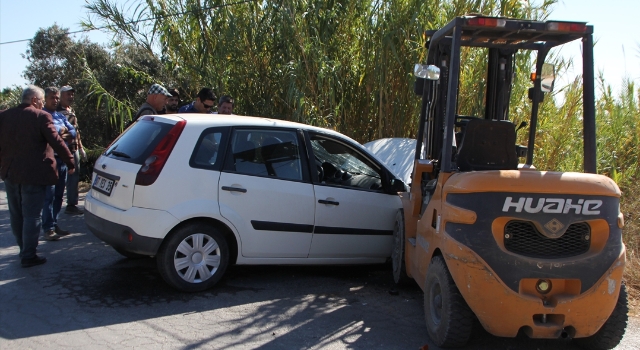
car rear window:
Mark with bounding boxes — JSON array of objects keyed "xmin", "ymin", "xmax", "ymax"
[{"xmin": 104, "ymin": 119, "xmax": 176, "ymax": 164}]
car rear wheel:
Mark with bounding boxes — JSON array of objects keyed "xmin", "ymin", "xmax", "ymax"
[
  {"xmin": 574, "ymin": 282, "xmax": 628, "ymax": 350},
  {"xmin": 157, "ymin": 223, "xmax": 229, "ymax": 292},
  {"xmin": 424, "ymin": 255, "xmax": 473, "ymax": 348},
  {"xmin": 392, "ymin": 210, "xmax": 411, "ymax": 285}
]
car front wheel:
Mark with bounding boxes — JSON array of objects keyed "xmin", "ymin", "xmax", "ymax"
[
  {"xmin": 392, "ymin": 210, "xmax": 411, "ymax": 285},
  {"xmin": 157, "ymin": 223, "xmax": 229, "ymax": 292}
]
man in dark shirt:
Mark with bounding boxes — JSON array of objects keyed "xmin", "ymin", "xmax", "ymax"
[
  {"xmin": 42, "ymin": 87, "xmax": 76, "ymax": 240},
  {"xmin": 0, "ymin": 85, "xmax": 75, "ymax": 267},
  {"xmin": 178, "ymin": 88, "xmax": 216, "ymax": 114}
]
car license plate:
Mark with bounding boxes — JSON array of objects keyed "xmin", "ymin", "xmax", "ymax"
[{"xmin": 92, "ymin": 174, "xmax": 115, "ymax": 196}]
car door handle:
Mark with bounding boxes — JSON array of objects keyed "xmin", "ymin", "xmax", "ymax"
[
  {"xmin": 318, "ymin": 199, "xmax": 339, "ymax": 206},
  {"xmin": 222, "ymin": 186, "xmax": 247, "ymax": 193}
]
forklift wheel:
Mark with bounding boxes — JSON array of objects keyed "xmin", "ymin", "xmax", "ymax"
[
  {"xmin": 574, "ymin": 282, "xmax": 628, "ymax": 350},
  {"xmin": 424, "ymin": 256, "xmax": 474, "ymax": 347},
  {"xmin": 392, "ymin": 210, "xmax": 411, "ymax": 285}
]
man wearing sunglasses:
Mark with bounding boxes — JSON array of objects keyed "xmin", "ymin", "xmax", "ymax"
[{"xmin": 178, "ymin": 88, "xmax": 217, "ymax": 114}]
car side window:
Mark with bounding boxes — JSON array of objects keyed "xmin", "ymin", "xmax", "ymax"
[
  {"xmin": 190, "ymin": 127, "xmax": 229, "ymax": 170},
  {"xmin": 225, "ymin": 129, "xmax": 303, "ymax": 181},
  {"xmin": 310, "ymin": 134, "xmax": 384, "ymax": 191}
]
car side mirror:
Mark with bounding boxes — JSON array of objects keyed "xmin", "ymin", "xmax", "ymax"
[{"xmin": 390, "ymin": 178, "xmax": 407, "ymax": 193}]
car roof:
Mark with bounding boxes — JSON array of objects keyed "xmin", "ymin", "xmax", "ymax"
[{"xmin": 159, "ymin": 113, "xmax": 361, "ymax": 144}]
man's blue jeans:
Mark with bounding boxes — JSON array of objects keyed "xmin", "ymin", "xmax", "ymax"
[
  {"xmin": 66, "ymin": 150, "xmax": 80, "ymax": 206},
  {"xmin": 4, "ymin": 178, "xmax": 47, "ymax": 259},
  {"xmin": 42, "ymin": 159, "xmax": 67, "ymax": 232}
]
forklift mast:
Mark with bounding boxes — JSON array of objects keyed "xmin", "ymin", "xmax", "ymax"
[{"xmin": 413, "ymin": 16, "xmax": 596, "ymax": 174}]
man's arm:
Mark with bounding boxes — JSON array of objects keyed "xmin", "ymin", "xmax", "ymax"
[
  {"xmin": 62, "ymin": 115, "xmax": 76, "ymax": 139},
  {"xmin": 39, "ymin": 113, "xmax": 75, "ymax": 170}
]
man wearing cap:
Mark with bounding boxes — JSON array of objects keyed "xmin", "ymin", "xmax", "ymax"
[
  {"xmin": 178, "ymin": 88, "xmax": 217, "ymax": 114},
  {"xmin": 0, "ymin": 85, "xmax": 76, "ymax": 267},
  {"xmin": 57, "ymin": 85, "xmax": 85, "ymax": 216},
  {"xmin": 42, "ymin": 87, "xmax": 76, "ymax": 240},
  {"xmin": 133, "ymin": 83, "xmax": 173, "ymax": 122}
]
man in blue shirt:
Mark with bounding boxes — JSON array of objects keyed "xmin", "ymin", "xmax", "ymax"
[
  {"xmin": 42, "ymin": 87, "xmax": 76, "ymax": 241},
  {"xmin": 178, "ymin": 88, "xmax": 217, "ymax": 114}
]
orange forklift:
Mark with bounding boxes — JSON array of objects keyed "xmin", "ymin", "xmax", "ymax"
[{"xmin": 393, "ymin": 16, "xmax": 627, "ymax": 349}]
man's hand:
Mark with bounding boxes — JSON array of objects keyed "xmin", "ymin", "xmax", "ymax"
[
  {"xmin": 80, "ymin": 148, "xmax": 87, "ymax": 160},
  {"xmin": 61, "ymin": 132, "xmax": 73, "ymax": 142}
]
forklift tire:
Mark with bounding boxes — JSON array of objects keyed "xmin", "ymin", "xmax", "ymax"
[
  {"xmin": 574, "ymin": 282, "xmax": 628, "ymax": 350},
  {"xmin": 392, "ymin": 210, "xmax": 411, "ymax": 285},
  {"xmin": 424, "ymin": 256, "xmax": 474, "ymax": 348}
]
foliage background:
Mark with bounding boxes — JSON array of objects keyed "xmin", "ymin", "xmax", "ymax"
[{"xmin": 1, "ymin": 0, "xmax": 638, "ymax": 307}]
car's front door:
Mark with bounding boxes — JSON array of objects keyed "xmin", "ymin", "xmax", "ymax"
[
  {"xmin": 219, "ymin": 128, "xmax": 315, "ymax": 258},
  {"xmin": 307, "ymin": 133, "xmax": 400, "ymax": 258}
]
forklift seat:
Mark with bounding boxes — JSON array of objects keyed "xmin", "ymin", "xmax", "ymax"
[{"xmin": 457, "ymin": 119, "xmax": 518, "ymax": 171}]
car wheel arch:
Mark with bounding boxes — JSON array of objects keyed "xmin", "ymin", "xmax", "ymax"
[{"xmin": 164, "ymin": 217, "xmax": 239, "ymax": 265}]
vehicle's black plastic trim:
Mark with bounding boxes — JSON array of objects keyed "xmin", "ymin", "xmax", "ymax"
[
  {"xmin": 85, "ymin": 211, "xmax": 162, "ymax": 256},
  {"xmin": 313, "ymin": 226, "xmax": 393, "ymax": 236},
  {"xmin": 251, "ymin": 220, "xmax": 314, "ymax": 233}
]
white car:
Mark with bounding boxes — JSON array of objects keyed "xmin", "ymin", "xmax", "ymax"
[{"xmin": 85, "ymin": 114, "xmax": 406, "ymax": 291}]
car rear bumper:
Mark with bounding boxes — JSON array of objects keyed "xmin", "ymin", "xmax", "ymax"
[
  {"xmin": 85, "ymin": 191, "xmax": 179, "ymax": 256},
  {"xmin": 85, "ymin": 210, "xmax": 162, "ymax": 256}
]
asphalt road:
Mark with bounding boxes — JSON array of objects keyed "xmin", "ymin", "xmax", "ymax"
[{"xmin": 0, "ymin": 182, "xmax": 638, "ymax": 349}]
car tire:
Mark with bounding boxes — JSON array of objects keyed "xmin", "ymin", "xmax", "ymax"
[
  {"xmin": 574, "ymin": 282, "xmax": 628, "ymax": 350},
  {"xmin": 113, "ymin": 246, "xmax": 149, "ymax": 259},
  {"xmin": 392, "ymin": 210, "xmax": 411, "ymax": 285},
  {"xmin": 424, "ymin": 255, "xmax": 474, "ymax": 348},
  {"xmin": 157, "ymin": 223, "xmax": 229, "ymax": 292}
]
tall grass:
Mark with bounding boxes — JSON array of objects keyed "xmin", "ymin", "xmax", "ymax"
[{"xmin": 533, "ymin": 74, "xmax": 640, "ymax": 309}]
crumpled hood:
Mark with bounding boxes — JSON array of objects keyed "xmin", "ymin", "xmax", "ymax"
[{"xmin": 364, "ymin": 138, "xmax": 416, "ymax": 185}]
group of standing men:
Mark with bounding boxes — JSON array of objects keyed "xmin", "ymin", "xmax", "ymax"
[
  {"xmin": 133, "ymin": 84, "xmax": 235, "ymax": 121},
  {"xmin": 1, "ymin": 82, "xmax": 233, "ymax": 268},
  {"xmin": 0, "ymin": 85, "xmax": 85, "ymax": 268}
]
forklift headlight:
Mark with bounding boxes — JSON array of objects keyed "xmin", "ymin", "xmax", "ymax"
[{"xmin": 414, "ymin": 64, "xmax": 440, "ymax": 80}]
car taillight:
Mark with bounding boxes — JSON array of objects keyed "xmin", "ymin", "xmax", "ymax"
[{"xmin": 135, "ymin": 120, "xmax": 186, "ymax": 186}]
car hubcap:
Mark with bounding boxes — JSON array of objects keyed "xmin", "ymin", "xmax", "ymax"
[{"xmin": 174, "ymin": 233, "xmax": 221, "ymax": 283}]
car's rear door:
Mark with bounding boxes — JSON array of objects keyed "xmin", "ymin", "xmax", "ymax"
[
  {"xmin": 307, "ymin": 132, "xmax": 400, "ymax": 258},
  {"xmin": 218, "ymin": 128, "xmax": 315, "ymax": 258}
]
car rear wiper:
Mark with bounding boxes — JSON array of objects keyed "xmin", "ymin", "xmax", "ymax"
[{"xmin": 110, "ymin": 150, "xmax": 131, "ymax": 158}]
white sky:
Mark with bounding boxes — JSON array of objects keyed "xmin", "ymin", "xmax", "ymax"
[{"xmin": 1, "ymin": 0, "xmax": 638, "ymax": 95}]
